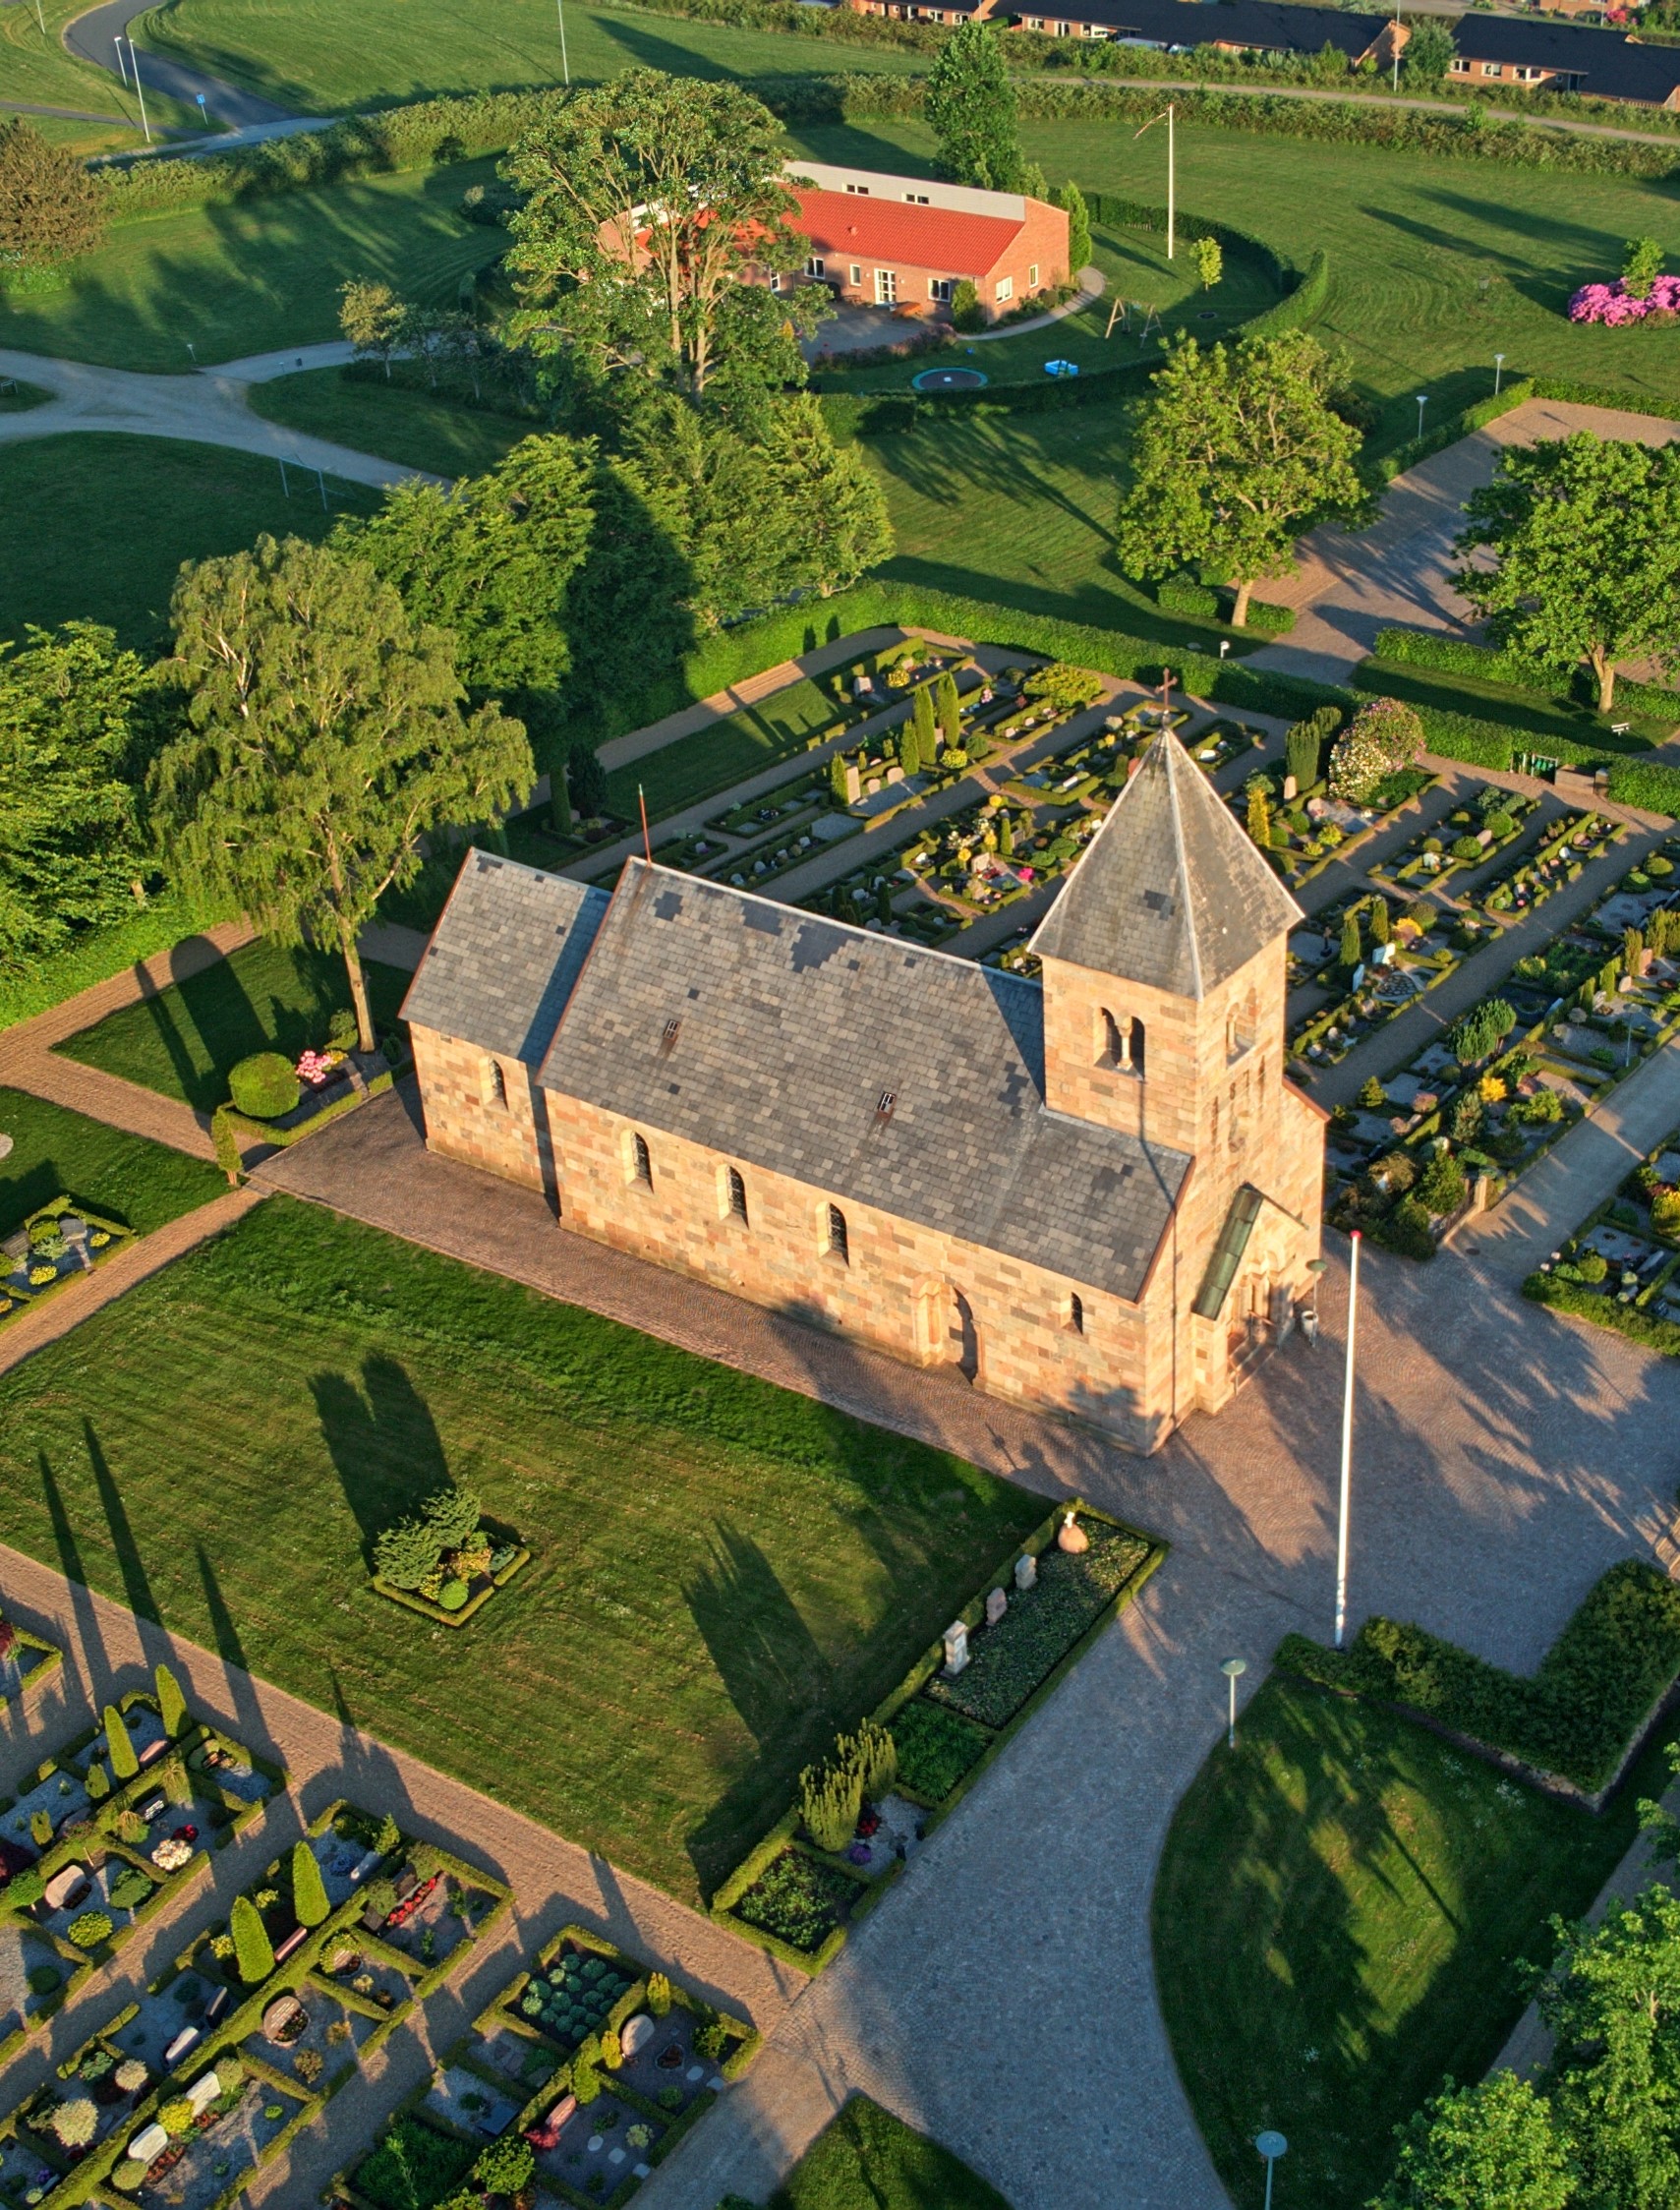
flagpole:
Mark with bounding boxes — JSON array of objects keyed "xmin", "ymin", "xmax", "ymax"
[{"xmin": 1333, "ymin": 1231, "xmax": 1361, "ymax": 1649}]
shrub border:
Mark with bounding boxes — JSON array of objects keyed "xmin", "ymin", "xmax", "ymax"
[{"xmin": 369, "ymin": 1545, "xmax": 530, "ymax": 1629}]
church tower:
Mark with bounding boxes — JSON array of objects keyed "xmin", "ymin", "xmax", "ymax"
[{"xmin": 1030, "ymin": 730, "xmax": 1325, "ymax": 1420}]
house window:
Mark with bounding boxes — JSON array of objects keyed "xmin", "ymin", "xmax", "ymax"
[
  {"xmin": 629, "ymin": 1132, "xmax": 652, "ymax": 1186},
  {"xmin": 1027, "ymin": 262, "xmax": 1039, "ymax": 288},
  {"xmin": 929, "ymin": 277, "xmax": 954, "ymax": 303},
  {"xmin": 849, "ymin": 263, "xmax": 862, "ymax": 286},
  {"xmin": 479, "ymin": 1057, "xmax": 507, "ymax": 1109},
  {"xmin": 875, "ymin": 268, "xmax": 898, "ymax": 305},
  {"xmin": 1450, "ymin": 56, "xmax": 1470, "ymax": 71},
  {"xmin": 826, "ymin": 1203, "xmax": 850, "ymax": 1263},
  {"xmin": 1026, "ymin": 13, "xmax": 1045, "ymax": 24},
  {"xmin": 1068, "ymin": 1292, "xmax": 1085, "ymax": 1335},
  {"xmin": 995, "ymin": 276, "xmax": 1014, "ymax": 303},
  {"xmin": 846, "ymin": 182, "xmax": 872, "ymax": 196},
  {"xmin": 904, "ymin": 191, "xmax": 930, "ymax": 204},
  {"xmin": 1516, "ymin": 64, "xmax": 1542, "ymax": 80},
  {"xmin": 768, "ymin": 272, "xmax": 782, "ymax": 292},
  {"xmin": 726, "ymin": 1166, "xmax": 749, "ymax": 1224},
  {"xmin": 1097, "ymin": 1008, "xmax": 1144, "ymax": 1076},
  {"xmin": 1480, "ymin": 60, "xmax": 1500, "ymax": 75},
  {"xmin": 807, "ymin": 255, "xmax": 826, "ymax": 278}
]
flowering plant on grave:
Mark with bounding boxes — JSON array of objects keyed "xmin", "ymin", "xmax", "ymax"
[{"xmin": 295, "ymin": 1049, "xmax": 344, "ymax": 1088}]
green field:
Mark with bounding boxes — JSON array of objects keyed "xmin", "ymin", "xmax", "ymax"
[
  {"xmin": 247, "ymin": 368, "xmax": 530, "ymax": 478},
  {"xmin": 54, "ymin": 939, "xmax": 411, "ymax": 1111},
  {"xmin": 0, "ymin": 1085, "xmax": 225, "ymax": 1241},
  {"xmin": 605, "ymin": 674, "xmax": 844, "ymax": 824},
  {"xmin": 771, "ymin": 2097, "xmax": 1011, "ymax": 2210},
  {"xmin": 0, "ymin": 157, "xmax": 508, "ymax": 373},
  {"xmin": 1152, "ymin": 1675, "xmax": 1672, "ymax": 2209},
  {"xmin": 2, "ymin": 0, "xmax": 201, "ymax": 148},
  {"xmin": 0, "ymin": 436, "xmax": 377, "ymax": 651},
  {"xmin": 0, "ymin": 1195, "xmax": 1046, "ymax": 1902}
]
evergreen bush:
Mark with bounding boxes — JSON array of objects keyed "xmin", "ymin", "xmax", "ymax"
[
  {"xmin": 105, "ymin": 1702, "xmax": 139, "ymax": 1781},
  {"xmin": 291, "ymin": 1839, "xmax": 330, "ymax": 1928},
  {"xmin": 155, "ymin": 1662, "xmax": 188, "ymax": 1739},
  {"xmin": 798, "ymin": 1755, "xmax": 863, "ymax": 1851},
  {"xmin": 231, "ymin": 1894, "xmax": 276, "ymax": 1984},
  {"xmin": 228, "ymin": 1052, "xmax": 302, "ymax": 1122}
]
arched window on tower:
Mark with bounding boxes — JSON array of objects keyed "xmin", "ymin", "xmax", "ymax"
[
  {"xmin": 1227, "ymin": 993, "xmax": 1257, "ymax": 1062},
  {"xmin": 826, "ymin": 1203, "xmax": 849, "ymax": 1263},
  {"xmin": 629, "ymin": 1132, "xmax": 653, "ymax": 1186},
  {"xmin": 726, "ymin": 1166, "xmax": 749, "ymax": 1224},
  {"xmin": 1068, "ymin": 1291, "xmax": 1085, "ymax": 1335},
  {"xmin": 1097, "ymin": 1008, "xmax": 1145, "ymax": 1076}
]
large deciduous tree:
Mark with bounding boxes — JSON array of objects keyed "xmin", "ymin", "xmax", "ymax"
[
  {"xmin": 501, "ymin": 71, "xmax": 817, "ymax": 399},
  {"xmin": 1372, "ymin": 2072, "xmax": 1570, "ymax": 2210},
  {"xmin": 1115, "ymin": 330, "xmax": 1363, "ymax": 627},
  {"xmin": 0, "ymin": 622, "xmax": 156, "ymax": 968},
  {"xmin": 153, "ymin": 535, "xmax": 531, "ymax": 1052},
  {"xmin": 924, "ymin": 21, "xmax": 1021, "ymax": 192},
  {"xmin": 1454, "ymin": 433, "xmax": 1680, "ymax": 714},
  {"xmin": 0, "ymin": 119, "xmax": 105, "ymax": 269}
]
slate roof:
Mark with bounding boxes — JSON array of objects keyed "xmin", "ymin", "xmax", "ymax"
[
  {"xmin": 1029, "ymin": 729, "xmax": 1302, "ymax": 996},
  {"xmin": 794, "ymin": 188, "xmax": 1025, "ymax": 279},
  {"xmin": 1449, "ymin": 15, "xmax": 1680, "ymax": 101},
  {"xmin": 536, "ymin": 861, "xmax": 1191, "ymax": 1302},
  {"xmin": 399, "ymin": 849, "xmax": 610, "ymax": 1066}
]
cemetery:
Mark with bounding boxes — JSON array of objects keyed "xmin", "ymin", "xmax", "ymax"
[
  {"xmin": 1289, "ymin": 893, "xmax": 1466, "ymax": 1075},
  {"xmin": 1236, "ymin": 718, "xmax": 1434, "ymax": 891},
  {"xmin": 1366, "ymin": 785, "xmax": 1542, "ymax": 892},
  {"xmin": 0, "ymin": 1614, "xmax": 61, "ymax": 1721},
  {"xmin": 1526, "ymin": 1121, "xmax": 1680, "ymax": 1350},
  {"xmin": 0, "ymin": 1679, "xmax": 284, "ymax": 2047},
  {"xmin": 368, "ymin": 1483, "xmax": 529, "ymax": 1628},
  {"xmin": 337, "ymin": 1927, "xmax": 757, "ymax": 2210},
  {"xmin": 711, "ymin": 1502, "xmax": 1162, "ymax": 1973}
]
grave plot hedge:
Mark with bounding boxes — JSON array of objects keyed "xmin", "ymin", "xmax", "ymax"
[
  {"xmin": 353, "ymin": 2112, "xmax": 477, "ymax": 2210},
  {"xmin": 887, "ymin": 1702, "xmax": 991, "ymax": 1803},
  {"xmin": 1277, "ymin": 1558, "xmax": 1680, "ymax": 1797},
  {"xmin": 923, "ymin": 1519, "xmax": 1153, "ymax": 1730},
  {"xmin": 726, "ymin": 1850, "xmax": 865, "ymax": 1961}
]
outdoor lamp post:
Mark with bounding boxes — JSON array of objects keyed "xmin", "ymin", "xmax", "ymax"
[
  {"xmin": 556, "ymin": 0, "xmax": 571, "ymax": 85},
  {"xmin": 1221, "ymin": 1657, "xmax": 1246, "ymax": 1750},
  {"xmin": 1219, "ymin": 639, "xmax": 1231, "ymax": 661},
  {"xmin": 1494, "ymin": 352, "xmax": 1506, "ymax": 395},
  {"xmin": 1416, "ymin": 393, "xmax": 1428, "ymax": 438},
  {"xmin": 1257, "ymin": 2131, "xmax": 1289, "ymax": 2210},
  {"xmin": 1133, "ymin": 104, "xmax": 1176, "ymax": 259}
]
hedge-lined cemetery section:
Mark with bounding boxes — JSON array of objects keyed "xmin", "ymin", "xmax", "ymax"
[
  {"xmin": 1525, "ymin": 1114, "xmax": 1680, "ymax": 1357},
  {"xmin": 0, "ymin": 1195, "xmax": 1049, "ymax": 1906}
]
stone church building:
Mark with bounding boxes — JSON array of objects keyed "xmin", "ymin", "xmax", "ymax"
[{"xmin": 400, "ymin": 732, "xmax": 1325, "ymax": 1453}]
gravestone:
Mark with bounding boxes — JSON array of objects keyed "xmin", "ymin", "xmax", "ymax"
[
  {"xmin": 1057, "ymin": 1513, "xmax": 1089, "ymax": 1556},
  {"xmin": 985, "ymin": 1587, "xmax": 1008, "ymax": 1628},
  {"xmin": 1014, "ymin": 1552, "xmax": 1037, "ymax": 1593},
  {"xmin": 843, "ymin": 763, "xmax": 862, "ymax": 805},
  {"xmin": 1281, "ymin": 774, "xmax": 1298, "ymax": 802},
  {"xmin": 941, "ymin": 1621, "xmax": 969, "ymax": 1676},
  {"xmin": 620, "ymin": 2013, "xmax": 656, "ymax": 2060}
]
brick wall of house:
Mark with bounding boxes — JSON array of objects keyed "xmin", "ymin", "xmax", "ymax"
[{"xmin": 410, "ymin": 1026, "xmax": 551, "ymax": 1193}]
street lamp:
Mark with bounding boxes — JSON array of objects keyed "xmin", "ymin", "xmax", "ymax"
[
  {"xmin": 1415, "ymin": 393, "xmax": 1427, "ymax": 438},
  {"xmin": 1133, "ymin": 103, "xmax": 1177, "ymax": 259},
  {"xmin": 1219, "ymin": 639, "xmax": 1231, "ymax": 661},
  {"xmin": 1257, "ymin": 2131, "xmax": 1289, "ymax": 2210},
  {"xmin": 556, "ymin": 0, "xmax": 570, "ymax": 85},
  {"xmin": 1493, "ymin": 352, "xmax": 1506, "ymax": 395},
  {"xmin": 1221, "ymin": 1657, "xmax": 1246, "ymax": 1750}
]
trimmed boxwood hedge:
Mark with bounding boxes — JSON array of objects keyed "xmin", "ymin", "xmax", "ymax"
[
  {"xmin": 1276, "ymin": 1558, "xmax": 1680, "ymax": 1792},
  {"xmin": 1525, "ymin": 1267, "xmax": 1680, "ymax": 1355}
]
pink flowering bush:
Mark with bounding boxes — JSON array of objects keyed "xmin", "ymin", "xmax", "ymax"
[
  {"xmin": 1569, "ymin": 274, "xmax": 1680, "ymax": 326},
  {"xmin": 295, "ymin": 1048, "xmax": 344, "ymax": 1087}
]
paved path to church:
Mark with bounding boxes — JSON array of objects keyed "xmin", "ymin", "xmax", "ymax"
[
  {"xmin": 1247, "ymin": 398, "xmax": 1680, "ymax": 687},
  {"xmin": 250, "ymin": 1084, "xmax": 1680, "ymax": 2210},
  {"xmin": 0, "ymin": 1536, "xmax": 800, "ymax": 2210}
]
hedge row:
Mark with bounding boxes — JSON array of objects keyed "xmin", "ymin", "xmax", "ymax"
[
  {"xmin": 0, "ymin": 885, "xmax": 235, "ymax": 1035},
  {"xmin": 1372, "ymin": 627, "xmax": 1680, "ymax": 727},
  {"xmin": 1524, "ymin": 1267, "xmax": 1680, "ymax": 1356},
  {"xmin": 1277, "ymin": 1557, "xmax": 1680, "ymax": 1792},
  {"xmin": 1605, "ymin": 758, "xmax": 1680, "ymax": 816}
]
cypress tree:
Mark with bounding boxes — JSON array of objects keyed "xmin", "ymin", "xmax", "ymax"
[
  {"xmin": 998, "ymin": 811, "xmax": 1014, "ymax": 858},
  {"xmin": 1368, "ymin": 896, "xmax": 1391, "ymax": 946},
  {"xmin": 550, "ymin": 765, "xmax": 572, "ymax": 840},
  {"xmin": 230, "ymin": 1894, "xmax": 275, "ymax": 1984},
  {"xmin": 290, "ymin": 1840, "xmax": 330, "ymax": 1929},
  {"xmin": 1339, "ymin": 909, "xmax": 1362, "ymax": 970},
  {"xmin": 875, "ymin": 881, "xmax": 894, "ymax": 925},
  {"xmin": 830, "ymin": 751, "xmax": 850, "ymax": 804},
  {"xmin": 155, "ymin": 1662, "xmax": 188, "ymax": 1740},
  {"xmin": 1055, "ymin": 180, "xmax": 1092, "ymax": 275},
  {"xmin": 104, "ymin": 1703, "xmax": 139, "ymax": 1781},
  {"xmin": 1246, "ymin": 782, "xmax": 1271, "ymax": 850},
  {"xmin": 912, "ymin": 684, "xmax": 937, "ymax": 764},
  {"xmin": 935, "ymin": 671, "xmax": 961, "ymax": 751}
]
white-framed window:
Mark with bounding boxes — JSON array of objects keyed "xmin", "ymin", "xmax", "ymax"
[
  {"xmin": 929, "ymin": 276, "xmax": 954, "ymax": 302},
  {"xmin": 1516, "ymin": 64, "xmax": 1542, "ymax": 80},
  {"xmin": 846, "ymin": 182, "xmax": 872, "ymax": 196},
  {"xmin": 768, "ymin": 272, "xmax": 782, "ymax": 292},
  {"xmin": 1027, "ymin": 262, "xmax": 1039, "ymax": 288},
  {"xmin": 995, "ymin": 275, "xmax": 1014, "ymax": 303},
  {"xmin": 1025, "ymin": 13, "xmax": 1045, "ymax": 25},
  {"xmin": 1480, "ymin": 60, "xmax": 1500, "ymax": 75},
  {"xmin": 1449, "ymin": 56, "xmax": 1470, "ymax": 71},
  {"xmin": 904, "ymin": 191, "xmax": 930, "ymax": 204},
  {"xmin": 806, "ymin": 255, "xmax": 826, "ymax": 278},
  {"xmin": 875, "ymin": 268, "xmax": 898, "ymax": 305},
  {"xmin": 1055, "ymin": 18, "xmax": 1071, "ymax": 31},
  {"xmin": 849, "ymin": 262, "xmax": 862, "ymax": 286}
]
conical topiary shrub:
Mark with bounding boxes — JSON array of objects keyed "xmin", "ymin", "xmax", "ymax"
[
  {"xmin": 291, "ymin": 1840, "xmax": 329, "ymax": 1928},
  {"xmin": 230, "ymin": 1894, "xmax": 275, "ymax": 1984},
  {"xmin": 155, "ymin": 1663, "xmax": 188, "ymax": 1740},
  {"xmin": 104, "ymin": 1703, "xmax": 139, "ymax": 1781}
]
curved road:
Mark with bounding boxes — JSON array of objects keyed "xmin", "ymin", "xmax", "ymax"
[{"xmin": 63, "ymin": 0, "xmax": 293, "ymax": 128}]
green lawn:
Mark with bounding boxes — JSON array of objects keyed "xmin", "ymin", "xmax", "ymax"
[
  {"xmin": 0, "ymin": 1195, "xmax": 1047, "ymax": 1902},
  {"xmin": 1357, "ymin": 653, "xmax": 1677, "ymax": 749},
  {"xmin": 2, "ymin": 0, "xmax": 201, "ymax": 147},
  {"xmin": 0, "ymin": 380, "xmax": 51, "ymax": 414},
  {"xmin": 53, "ymin": 939, "xmax": 412, "ymax": 1112},
  {"xmin": 1152, "ymin": 1674, "xmax": 1674, "ymax": 2209},
  {"xmin": 0, "ymin": 436, "xmax": 378, "ymax": 651},
  {"xmin": 247, "ymin": 368, "xmax": 531, "ymax": 478},
  {"xmin": 0, "ymin": 157, "xmax": 508, "ymax": 373},
  {"xmin": 770, "ymin": 2097, "xmax": 1011, "ymax": 2210},
  {"xmin": 136, "ymin": 0, "xmax": 922, "ymax": 113},
  {"xmin": 605, "ymin": 674, "xmax": 844, "ymax": 826},
  {"xmin": 0, "ymin": 1086, "xmax": 225, "ymax": 1242}
]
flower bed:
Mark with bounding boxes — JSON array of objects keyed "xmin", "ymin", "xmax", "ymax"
[
  {"xmin": 1569, "ymin": 272, "xmax": 1680, "ymax": 324},
  {"xmin": 709, "ymin": 1498, "xmax": 1164, "ymax": 1974},
  {"xmin": 1244, "ymin": 764, "xmax": 1435, "ymax": 889},
  {"xmin": 1461, "ymin": 810, "xmax": 1620, "ymax": 923},
  {"xmin": 0, "ymin": 1199, "xmax": 132, "ymax": 1325},
  {"xmin": 369, "ymin": 1483, "xmax": 529, "ymax": 1628},
  {"xmin": 1524, "ymin": 1116, "xmax": 1680, "ymax": 1352}
]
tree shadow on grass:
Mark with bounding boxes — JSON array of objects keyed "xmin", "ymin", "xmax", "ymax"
[
  {"xmin": 311, "ymin": 1352, "xmax": 451, "ymax": 1565},
  {"xmin": 84, "ymin": 1418, "xmax": 158, "ymax": 1630}
]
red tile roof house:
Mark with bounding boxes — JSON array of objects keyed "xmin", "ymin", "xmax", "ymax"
[{"xmin": 765, "ymin": 160, "xmax": 1072, "ymax": 324}]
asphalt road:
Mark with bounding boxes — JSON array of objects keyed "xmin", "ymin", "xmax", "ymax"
[{"xmin": 63, "ymin": 0, "xmax": 292, "ymax": 127}]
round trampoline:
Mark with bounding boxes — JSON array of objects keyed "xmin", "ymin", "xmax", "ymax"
[{"xmin": 911, "ymin": 366, "xmax": 988, "ymax": 392}]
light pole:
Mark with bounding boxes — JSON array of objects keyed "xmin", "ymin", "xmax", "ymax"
[
  {"xmin": 1415, "ymin": 392, "xmax": 1427, "ymax": 439},
  {"xmin": 127, "ymin": 39, "xmax": 151, "ymax": 145},
  {"xmin": 556, "ymin": 0, "xmax": 570, "ymax": 87},
  {"xmin": 1334, "ymin": 1230, "xmax": 1361, "ymax": 1650},
  {"xmin": 1493, "ymin": 352, "xmax": 1505, "ymax": 395},
  {"xmin": 1222, "ymin": 1657, "xmax": 1246, "ymax": 1750},
  {"xmin": 1133, "ymin": 103, "xmax": 1176, "ymax": 260},
  {"xmin": 196, "ymin": 91, "xmax": 207, "ymax": 129},
  {"xmin": 1257, "ymin": 2131, "xmax": 1288, "ymax": 2210}
]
